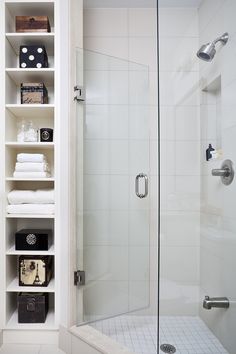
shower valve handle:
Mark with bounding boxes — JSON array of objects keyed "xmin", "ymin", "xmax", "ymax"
[
  {"xmin": 212, "ymin": 168, "xmax": 230, "ymax": 177},
  {"xmin": 211, "ymin": 159, "xmax": 234, "ymax": 186}
]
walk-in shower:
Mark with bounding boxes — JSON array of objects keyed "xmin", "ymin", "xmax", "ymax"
[{"xmin": 74, "ymin": 1, "xmax": 236, "ymax": 353}]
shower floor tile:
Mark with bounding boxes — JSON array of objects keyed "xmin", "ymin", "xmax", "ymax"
[{"xmin": 92, "ymin": 315, "xmax": 228, "ymax": 354}]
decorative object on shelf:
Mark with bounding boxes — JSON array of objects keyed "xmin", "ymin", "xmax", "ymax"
[
  {"xmin": 21, "ymin": 82, "xmax": 48, "ymax": 104},
  {"xmin": 18, "ymin": 292, "xmax": 49, "ymax": 323},
  {"xmin": 16, "ymin": 16, "xmax": 51, "ymax": 33},
  {"xmin": 24, "ymin": 120, "xmax": 38, "ymax": 142},
  {"xmin": 17, "ymin": 119, "xmax": 26, "ymax": 142},
  {"xmin": 19, "ymin": 45, "xmax": 49, "ymax": 68},
  {"xmin": 19, "ymin": 255, "xmax": 53, "ymax": 287},
  {"xmin": 15, "ymin": 229, "xmax": 53, "ymax": 251},
  {"xmin": 40, "ymin": 128, "xmax": 53, "ymax": 142},
  {"xmin": 17, "ymin": 120, "xmax": 38, "ymax": 142}
]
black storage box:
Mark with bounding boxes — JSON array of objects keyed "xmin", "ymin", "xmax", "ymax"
[
  {"xmin": 15, "ymin": 229, "xmax": 53, "ymax": 251},
  {"xmin": 19, "ymin": 256, "xmax": 53, "ymax": 287},
  {"xmin": 16, "ymin": 16, "xmax": 51, "ymax": 33},
  {"xmin": 18, "ymin": 292, "xmax": 49, "ymax": 323},
  {"xmin": 19, "ymin": 45, "xmax": 48, "ymax": 68},
  {"xmin": 40, "ymin": 128, "xmax": 53, "ymax": 142},
  {"xmin": 21, "ymin": 83, "xmax": 48, "ymax": 104}
]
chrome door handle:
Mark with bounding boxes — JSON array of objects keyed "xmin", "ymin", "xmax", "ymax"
[{"xmin": 135, "ymin": 173, "xmax": 148, "ymax": 199}]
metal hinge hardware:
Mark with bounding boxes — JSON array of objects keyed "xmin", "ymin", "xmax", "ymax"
[
  {"xmin": 74, "ymin": 85, "xmax": 85, "ymax": 102},
  {"xmin": 74, "ymin": 270, "xmax": 85, "ymax": 286}
]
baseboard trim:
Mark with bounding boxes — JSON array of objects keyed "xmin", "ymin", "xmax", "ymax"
[{"xmin": 3, "ymin": 330, "xmax": 58, "ymax": 345}]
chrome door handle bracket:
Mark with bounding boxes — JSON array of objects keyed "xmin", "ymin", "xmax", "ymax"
[{"xmin": 135, "ymin": 173, "xmax": 148, "ymax": 199}]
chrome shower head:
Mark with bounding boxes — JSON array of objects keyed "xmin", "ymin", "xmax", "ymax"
[{"xmin": 197, "ymin": 32, "xmax": 229, "ymax": 62}]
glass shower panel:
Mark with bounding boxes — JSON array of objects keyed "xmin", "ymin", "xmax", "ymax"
[
  {"xmin": 76, "ymin": 49, "xmax": 151, "ymax": 325},
  {"xmin": 159, "ymin": 1, "xmax": 236, "ymax": 353}
]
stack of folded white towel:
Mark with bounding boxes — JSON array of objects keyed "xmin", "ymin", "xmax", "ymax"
[
  {"xmin": 13, "ymin": 153, "xmax": 51, "ymax": 179},
  {"xmin": 7, "ymin": 189, "xmax": 55, "ymax": 215}
]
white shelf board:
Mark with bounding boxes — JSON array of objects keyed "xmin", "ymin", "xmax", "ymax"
[
  {"xmin": 5, "ymin": 142, "xmax": 54, "ymax": 149},
  {"xmin": 6, "ymin": 214, "xmax": 55, "ymax": 219},
  {"xmin": 7, "ymin": 277, "xmax": 55, "ymax": 293},
  {"xmin": 6, "ymin": 33, "xmax": 55, "ymax": 55},
  {"xmin": 6, "ymin": 68, "xmax": 54, "ymax": 86},
  {"xmin": 6, "ymin": 309, "xmax": 57, "ymax": 331},
  {"xmin": 6, "ymin": 104, "xmax": 54, "ymax": 118},
  {"xmin": 6, "ymin": 177, "xmax": 55, "ymax": 182},
  {"xmin": 6, "ymin": 245, "xmax": 55, "ymax": 256}
]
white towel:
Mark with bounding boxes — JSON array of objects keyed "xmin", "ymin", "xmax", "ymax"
[
  {"xmin": 7, "ymin": 204, "xmax": 55, "ymax": 215},
  {"xmin": 17, "ymin": 153, "xmax": 45, "ymax": 163},
  {"xmin": 8, "ymin": 189, "xmax": 54, "ymax": 205},
  {"xmin": 15, "ymin": 162, "xmax": 49, "ymax": 172},
  {"xmin": 13, "ymin": 172, "xmax": 51, "ymax": 178}
]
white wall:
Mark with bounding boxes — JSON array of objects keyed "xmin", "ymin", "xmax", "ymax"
[
  {"xmin": 159, "ymin": 7, "xmax": 201, "ymax": 315},
  {"xmin": 82, "ymin": 7, "xmax": 158, "ymax": 318},
  {"xmin": 199, "ymin": 1, "xmax": 236, "ymax": 353}
]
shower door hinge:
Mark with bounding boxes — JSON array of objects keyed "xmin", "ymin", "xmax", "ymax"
[
  {"xmin": 74, "ymin": 85, "xmax": 85, "ymax": 102},
  {"xmin": 74, "ymin": 270, "xmax": 85, "ymax": 286}
]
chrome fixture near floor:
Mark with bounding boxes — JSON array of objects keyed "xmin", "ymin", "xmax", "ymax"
[
  {"xmin": 203, "ymin": 296, "xmax": 230, "ymax": 310},
  {"xmin": 197, "ymin": 32, "xmax": 229, "ymax": 62},
  {"xmin": 212, "ymin": 159, "xmax": 234, "ymax": 185}
]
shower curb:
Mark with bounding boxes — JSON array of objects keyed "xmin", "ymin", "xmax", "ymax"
[{"xmin": 69, "ymin": 325, "xmax": 135, "ymax": 354}]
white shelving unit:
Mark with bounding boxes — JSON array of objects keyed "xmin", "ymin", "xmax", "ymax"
[{"xmin": 1, "ymin": 0, "xmax": 58, "ymax": 331}]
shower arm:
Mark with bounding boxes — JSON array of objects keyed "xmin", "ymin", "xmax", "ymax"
[{"xmin": 212, "ymin": 32, "xmax": 229, "ymax": 46}]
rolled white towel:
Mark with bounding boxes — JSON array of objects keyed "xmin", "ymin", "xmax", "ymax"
[
  {"xmin": 7, "ymin": 204, "xmax": 55, "ymax": 215},
  {"xmin": 8, "ymin": 189, "xmax": 54, "ymax": 205},
  {"xmin": 13, "ymin": 172, "xmax": 51, "ymax": 178},
  {"xmin": 17, "ymin": 153, "xmax": 45, "ymax": 163},
  {"xmin": 15, "ymin": 162, "xmax": 49, "ymax": 172}
]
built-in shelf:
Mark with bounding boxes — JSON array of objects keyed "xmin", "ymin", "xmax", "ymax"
[
  {"xmin": 6, "ymin": 214, "xmax": 55, "ymax": 219},
  {"xmin": 6, "ymin": 245, "xmax": 55, "ymax": 256},
  {"xmin": 6, "ymin": 68, "xmax": 54, "ymax": 86},
  {"xmin": 7, "ymin": 277, "xmax": 55, "ymax": 293},
  {"xmin": 6, "ymin": 309, "xmax": 56, "ymax": 330},
  {"xmin": 6, "ymin": 177, "xmax": 55, "ymax": 182},
  {"xmin": 6, "ymin": 104, "xmax": 54, "ymax": 118},
  {"xmin": 3, "ymin": 0, "xmax": 58, "ymax": 331},
  {"xmin": 6, "ymin": 142, "xmax": 54, "ymax": 149},
  {"xmin": 6, "ymin": 33, "xmax": 55, "ymax": 55}
]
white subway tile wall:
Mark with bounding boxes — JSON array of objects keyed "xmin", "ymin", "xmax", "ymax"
[
  {"xmin": 159, "ymin": 5, "xmax": 201, "ymax": 317},
  {"xmin": 199, "ymin": 1, "xmax": 236, "ymax": 353}
]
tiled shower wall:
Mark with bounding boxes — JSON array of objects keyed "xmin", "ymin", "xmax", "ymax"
[
  {"xmin": 159, "ymin": 7, "xmax": 200, "ymax": 315},
  {"xmin": 199, "ymin": 1, "xmax": 236, "ymax": 353}
]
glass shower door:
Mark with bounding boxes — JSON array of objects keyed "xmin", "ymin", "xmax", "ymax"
[{"xmin": 76, "ymin": 49, "xmax": 152, "ymax": 325}]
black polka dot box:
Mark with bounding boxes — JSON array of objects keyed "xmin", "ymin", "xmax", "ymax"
[{"xmin": 19, "ymin": 45, "xmax": 49, "ymax": 69}]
